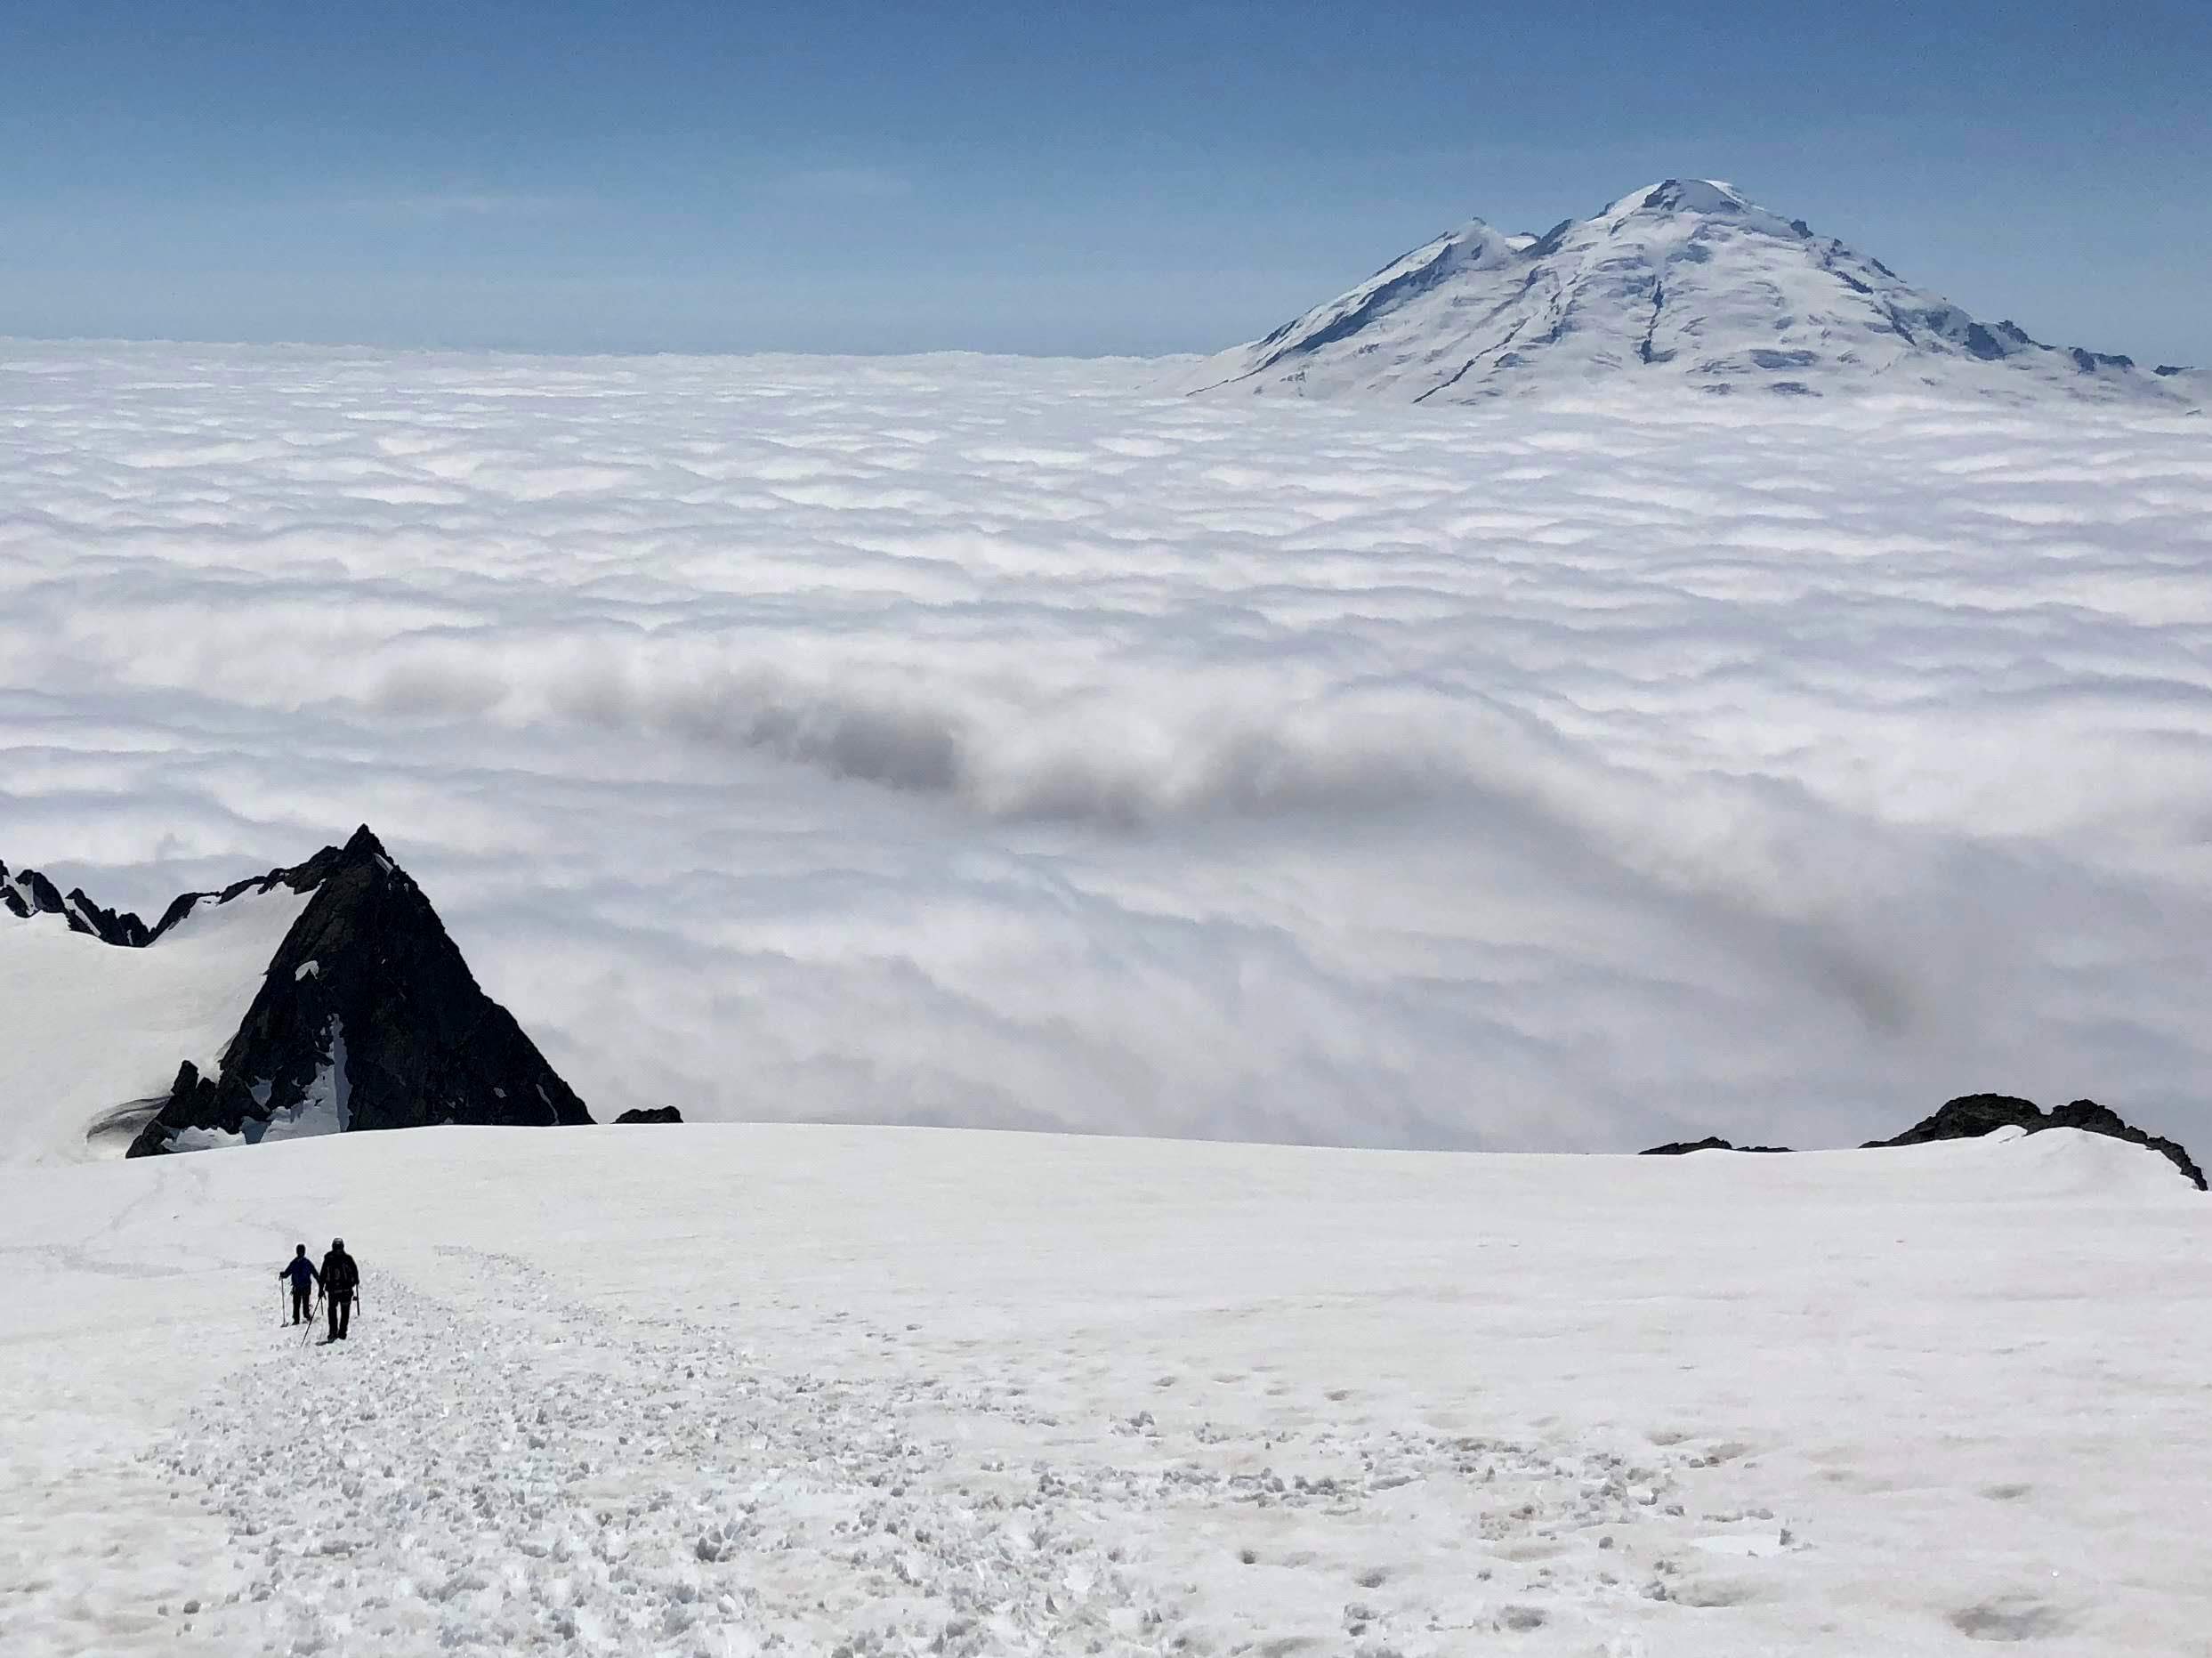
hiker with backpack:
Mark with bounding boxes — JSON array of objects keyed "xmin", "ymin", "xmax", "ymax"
[
  {"xmin": 319, "ymin": 1238, "xmax": 361, "ymax": 1341},
  {"xmin": 278, "ymin": 1244, "xmax": 319, "ymax": 1325}
]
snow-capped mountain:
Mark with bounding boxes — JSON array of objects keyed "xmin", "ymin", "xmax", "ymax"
[
  {"xmin": 0, "ymin": 827, "xmax": 591, "ymax": 1161},
  {"xmin": 1183, "ymin": 179, "xmax": 2200, "ymax": 405}
]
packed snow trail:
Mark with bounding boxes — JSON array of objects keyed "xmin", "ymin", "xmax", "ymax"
[
  {"xmin": 10, "ymin": 1124, "xmax": 2209, "ymax": 1654},
  {"xmin": 153, "ymin": 1248, "xmax": 1783, "ymax": 1656}
]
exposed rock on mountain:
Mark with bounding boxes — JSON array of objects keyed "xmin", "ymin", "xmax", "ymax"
[
  {"xmin": 4, "ymin": 858, "xmax": 153, "ymax": 946},
  {"xmin": 1864, "ymin": 1093, "xmax": 2046, "ymax": 1145},
  {"xmin": 4, "ymin": 829, "xmax": 592, "ymax": 1157},
  {"xmin": 1639, "ymin": 1094, "xmax": 2200, "ymax": 1188},
  {"xmin": 1184, "ymin": 179, "xmax": 2199, "ymax": 407},
  {"xmin": 1865, "ymin": 1095, "xmax": 2204, "ymax": 1191},
  {"xmin": 125, "ymin": 827, "xmax": 591, "ymax": 1155},
  {"xmin": 614, "ymin": 1106, "xmax": 684, "ymax": 1125}
]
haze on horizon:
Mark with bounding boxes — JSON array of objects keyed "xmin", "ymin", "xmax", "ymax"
[{"xmin": 3, "ymin": 0, "xmax": 2207, "ymax": 364}]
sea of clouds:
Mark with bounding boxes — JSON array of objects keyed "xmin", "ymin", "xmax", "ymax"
[{"xmin": 4, "ymin": 340, "xmax": 2208, "ymax": 1153}]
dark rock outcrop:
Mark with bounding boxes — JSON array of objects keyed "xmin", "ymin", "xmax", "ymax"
[
  {"xmin": 614, "ymin": 1106, "xmax": 684, "ymax": 1125},
  {"xmin": 2039, "ymin": 1098, "xmax": 2202, "ymax": 1192},
  {"xmin": 1643, "ymin": 1092, "xmax": 2201, "ymax": 1192},
  {"xmin": 1865, "ymin": 1094, "xmax": 2204, "ymax": 1192},
  {"xmin": 1862, "ymin": 1092, "xmax": 2043, "ymax": 1145},
  {"xmin": 146, "ymin": 840, "xmax": 363, "ymax": 942},
  {"xmin": 2, "ymin": 859, "xmax": 152, "ymax": 945},
  {"xmin": 66, "ymin": 891, "xmax": 152, "ymax": 947},
  {"xmin": 1643, "ymin": 1136, "xmax": 1737, "ymax": 1155},
  {"xmin": 125, "ymin": 826, "xmax": 590, "ymax": 1155}
]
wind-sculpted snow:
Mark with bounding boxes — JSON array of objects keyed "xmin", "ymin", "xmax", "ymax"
[{"xmin": 4, "ymin": 341, "xmax": 2211, "ymax": 1154}]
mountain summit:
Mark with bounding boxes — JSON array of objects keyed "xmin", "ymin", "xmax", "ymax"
[
  {"xmin": 2, "ymin": 828, "xmax": 592, "ymax": 1160},
  {"xmin": 129, "ymin": 827, "xmax": 593, "ymax": 1155},
  {"xmin": 1183, "ymin": 179, "xmax": 2199, "ymax": 406}
]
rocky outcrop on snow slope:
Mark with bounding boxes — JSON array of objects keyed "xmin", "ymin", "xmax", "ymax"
[
  {"xmin": 125, "ymin": 827, "xmax": 591, "ymax": 1154},
  {"xmin": 5, "ymin": 835, "xmax": 367, "ymax": 951},
  {"xmin": 1183, "ymin": 178, "xmax": 2200, "ymax": 408},
  {"xmin": 1864, "ymin": 1094, "xmax": 2205, "ymax": 1191},
  {"xmin": 4, "ymin": 858, "xmax": 154, "ymax": 946},
  {"xmin": 1639, "ymin": 1093, "xmax": 2201, "ymax": 1189},
  {"xmin": 1640, "ymin": 1136, "xmax": 1793, "ymax": 1155},
  {"xmin": 614, "ymin": 1106, "xmax": 684, "ymax": 1124}
]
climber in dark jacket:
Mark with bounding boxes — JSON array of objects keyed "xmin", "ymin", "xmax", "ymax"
[
  {"xmin": 319, "ymin": 1239, "xmax": 360, "ymax": 1341},
  {"xmin": 279, "ymin": 1244, "xmax": 319, "ymax": 1324}
]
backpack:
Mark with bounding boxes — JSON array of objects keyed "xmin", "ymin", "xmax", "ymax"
[{"xmin": 324, "ymin": 1251, "xmax": 359, "ymax": 1296}]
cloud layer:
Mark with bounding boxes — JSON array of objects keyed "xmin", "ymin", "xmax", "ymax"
[{"xmin": 4, "ymin": 341, "xmax": 2208, "ymax": 1154}]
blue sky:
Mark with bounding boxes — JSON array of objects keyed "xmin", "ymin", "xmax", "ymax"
[{"xmin": 4, "ymin": 0, "xmax": 2207, "ymax": 360}]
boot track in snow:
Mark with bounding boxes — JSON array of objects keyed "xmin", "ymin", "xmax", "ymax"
[{"xmin": 150, "ymin": 1252, "xmax": 1798, "ymax": 1655}]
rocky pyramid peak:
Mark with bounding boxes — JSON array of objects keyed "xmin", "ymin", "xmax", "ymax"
[{"xmin": 128, "ymin": 825, "xmax": 592, "ymax": 1154}]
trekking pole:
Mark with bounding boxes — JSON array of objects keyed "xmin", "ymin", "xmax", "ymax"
[{"xmin": 301, "ymin": 1295, "xmax": 321, "ymax": 1347}]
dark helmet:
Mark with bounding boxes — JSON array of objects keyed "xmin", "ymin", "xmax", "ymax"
[
  {"xmin": 295, "ymin": 1244, "xmax": 306, "ymax": 1256},
  {"xmin": 332, "ymin": 1238, "xmax": 344, "ymax": 1250}
]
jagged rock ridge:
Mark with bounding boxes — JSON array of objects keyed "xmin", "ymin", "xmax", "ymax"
[
  {"xmin": 4, "ymin": 857, "xmax": 153, "ymax": 946},
  {"xmin": 4, "ymin": 840, "xmax": 363, "ymax": 950},
  {"xmin": 1183, "ymin": 178, "xmax": 2200, "ymax": 407}
]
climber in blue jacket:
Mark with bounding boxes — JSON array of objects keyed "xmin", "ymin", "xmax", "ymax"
[{"xmin": 279, "ymin": 1244, "xmax": 319, "ymax": 1325}]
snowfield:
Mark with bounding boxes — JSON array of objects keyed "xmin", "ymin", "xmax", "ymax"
[
  {"xmin": 4, "ymin": 342, "xmax": 2211, "ymax": 1159},
  {"xmin": 2, "ymin": 1123, "xmax": 2207, "ymax": 1656}
]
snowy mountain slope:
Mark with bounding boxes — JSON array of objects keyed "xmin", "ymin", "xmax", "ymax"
[
  {"xmin": 0, "ymin": 829, "xmax": 589, "ymax": 1163},
  {"xmin": 1183, "ymin": 178, "xmax": 2200, "ymax": 405},
  {"xmin": 0, "ymin": 883, "xmax": 309, "ymax": 1163},
  {"xmin": 1, "ymin": 1122, "xmax": 2208, "ymax": 1655}
]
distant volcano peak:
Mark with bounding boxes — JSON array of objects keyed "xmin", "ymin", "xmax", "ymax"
[{"xmin": 1183, "ymin": 179, "xmax": 2194, "ymax": 408}]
